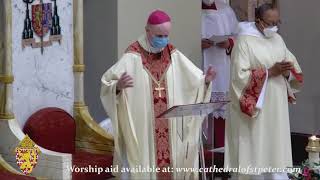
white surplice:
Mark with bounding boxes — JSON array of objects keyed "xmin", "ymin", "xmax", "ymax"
[
  {"xmin": 100, "ymin": 35, "xmax": 212, "ymax": 179},
  {"xmin": 201, "ymin": 0, "xmax": 238, "ymax": 118}
]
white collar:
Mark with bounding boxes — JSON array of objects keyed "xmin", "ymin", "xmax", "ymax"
[{"xmin": 237, "ymin": 22, "xmax": 264, "ymax": 38}]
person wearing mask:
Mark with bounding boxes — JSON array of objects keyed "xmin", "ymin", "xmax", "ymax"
[
  {"xmin": 101, "ymin": 10, "xmax": 216, "ymax": 180},
  {"xmin": 225, "ymin": 3, "xmax": 303, "ymax": 179}
]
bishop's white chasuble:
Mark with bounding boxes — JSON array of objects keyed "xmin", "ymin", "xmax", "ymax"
[{"xmin": 101, "ymin": 35, "xmax": 211, "ymax": 179}]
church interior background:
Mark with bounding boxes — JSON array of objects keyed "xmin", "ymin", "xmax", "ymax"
[{"xmin": 0, "ymin": 0, "xmax": 319, "ymax": 179}]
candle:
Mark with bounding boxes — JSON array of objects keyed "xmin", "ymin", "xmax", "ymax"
[
  {"xmin": 306, "ymin": 135, "xmax": 320, "ymax": 164},
  {"xmin": 311, "ymin": 135, "xmax": 318, "ymax": 141}
]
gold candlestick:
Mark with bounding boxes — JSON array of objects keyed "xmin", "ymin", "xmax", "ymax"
[{"xmin": 305, "ymin": 135, "xmax": 320, "ymax": 164}]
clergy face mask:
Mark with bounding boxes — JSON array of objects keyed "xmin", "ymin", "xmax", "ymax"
[
  {"xmin": 146, "ymin": 22, "xmax": 171, "ymax": 49},
  {"xmin": 151, "ymin": 36, "xmax": 169, "ymax": 48},
  {"xmin": 263, "ymin": 26, "xmax": 278, "ymax": 38},
  {"xmin": 257, "ymin": 9, "xmax": 280, "ymax": 38}
]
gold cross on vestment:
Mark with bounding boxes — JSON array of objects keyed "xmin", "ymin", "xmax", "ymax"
[{"xmin": 155, "ymin": 84, "xmax": 165, "ymax": 97}]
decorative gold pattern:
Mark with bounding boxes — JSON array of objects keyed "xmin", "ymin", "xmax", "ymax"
[
  {"xmin": 0, "ymin": 75, "xmax": 14, "ymax": 84},
  {"xmin": 0, "ymin": 154, "xmax": 44, "ymax": 180},
  {"xmin": 17, "ymin": 135, "xmax": 36, "ymax": 148},
  {"xmin": 0, "ymin": 112, "xmax": 14, "ymax": 120},
  {"xmin": 74, "ymin": 105, "xmax": 114, "ymax": 154},
  {"xmin": 15, "ymin": 135, "xmax": 41, "ymax": 175},
  {"xmin": 73, "ymin": 64, "xmax": 85, "ymax": 72},
  {"xmin": 74, "ymin": 101, "xmax": 85, "ymax": 107}
]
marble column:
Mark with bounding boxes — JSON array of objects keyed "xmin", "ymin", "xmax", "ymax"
[
  {"xmin": 0, "ymin": 0, "xmax": 14, "ymax": 120},
  {"xmin": 73, "ymin": 0, "xmax": 85, "ymax": 107},
  {"xmin": 73, "ymin": 0, "xmax": 114, "ymax": 155}
]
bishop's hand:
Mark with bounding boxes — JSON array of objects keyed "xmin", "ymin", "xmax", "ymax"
[
  {"xmin": 116, "ymin": 72, "xmax": 134, "ymax": 91},
  {"xmin": 205, "ymin": 65, "xmax": 216, "ymax": 84}
]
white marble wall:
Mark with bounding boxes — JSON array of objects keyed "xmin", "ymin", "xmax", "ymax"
[{"xmin": 12, "ymin": 0, "xmax": 74, "ymax": 127}]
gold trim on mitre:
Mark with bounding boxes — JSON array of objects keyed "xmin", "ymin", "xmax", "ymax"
[
  {"xmin": 73, "ymin": 64, "xmax": 85, "ymax": 72},
  {"xmin": 0, "ymin": 75, "xmax": 14, "ymax": 84}
]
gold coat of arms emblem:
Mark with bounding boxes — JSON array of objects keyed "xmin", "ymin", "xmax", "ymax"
[{"xmin": 15, "ymin": 135, "xmax": 41, "ymax": 175}]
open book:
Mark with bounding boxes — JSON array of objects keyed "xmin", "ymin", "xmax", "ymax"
[{"xmin": 209, "ymin": 35, "xmax": 232, "ymax": 45}]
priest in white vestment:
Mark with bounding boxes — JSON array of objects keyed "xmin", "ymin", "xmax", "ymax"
[
  {"xmin": 100, "ymin": 10, "xmax": 216, "ymax": 180},
  {"xmin": 201, "ymin": 0, "xmax": 238, "ymax": 150},
  {"xmin": 225, "ymin": 4, "xmax": 303, "ymax": 180}
]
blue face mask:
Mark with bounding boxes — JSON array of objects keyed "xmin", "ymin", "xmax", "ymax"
[{"xmin": 151, "ymin": 36, "xmax": 169, "ymax": 49}]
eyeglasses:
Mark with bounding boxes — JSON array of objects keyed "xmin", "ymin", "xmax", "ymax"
[{"xmin": 261, "ymin": 19, "xmax": 281, "ymax": 27}]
